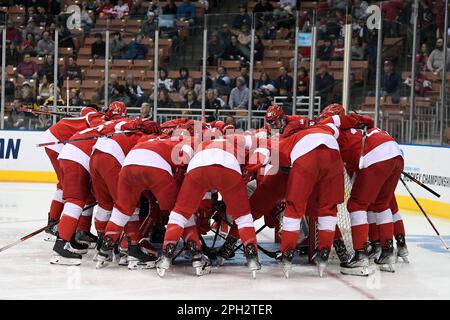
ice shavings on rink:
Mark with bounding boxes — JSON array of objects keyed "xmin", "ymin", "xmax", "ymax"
[{"xmin": 0, "ymin": 182, "xmax": 450, "ymax": 300}]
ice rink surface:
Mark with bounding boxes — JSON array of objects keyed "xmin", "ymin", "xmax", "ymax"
[{"xmin": 0, "ymin": 182, "xmax": 449, "ymax": 300}]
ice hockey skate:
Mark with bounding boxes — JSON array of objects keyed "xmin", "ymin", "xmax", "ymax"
[
  {"xmin": 333, "ymin": 239, "xmax": 351, "ymax": 263},
  {"xmin": 127, "ymin": 243, "xmax": 157, "ymax": 270},
  {"xmin": 244, "ymin": 244, "xmax": 261, "ymax": 279},
  {"xmin": 368, "ymin": 241, "xmax": 382, "ymax": 261},
  {"xmin": 280, "ymin": 249, "xmax": 295, "ymax": 278},
  {"xmin": 217, "ymin": 236, "xmax": 237, "ymax": 266},
  {"xmin": 395, "ymin": 235, "xmax": 409, "ymax": 263},
  {"xmin": 312, "ymin": 248, "xmax": 330, "ymax": 278},
  {"xmin": 187, "ymin": 241, "xmax": 212, "ymax": 276},
  {"xmin": 95, "ymin": 236, "xmax": 115, "ymax": 269},
  {"xmin": 75, "ymin": 230, "xmax": 98, "ymax": 249},
  {"xmin": 44, "ymin": 216, "xmax": 58, "ymax": 242},
  {"xmin": 50, "ymin": 239, "xmax": 82, "ymax": 266},
  {"xmin": 375, "ymin": 240, "xmax": 396, "ymax": 273},
  {"xmin": 340, "ymin": 249, "xmax": 373, "ymax": 276},
  {"xmin": 156, "ymin": 243, "xmax": 176, "ymax": 277}
]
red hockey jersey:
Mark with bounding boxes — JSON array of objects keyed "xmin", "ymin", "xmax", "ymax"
[
  {"xmin": 40, "ymin": 111, "xmax": 104, "ymax": 153},
  {"xmin": 123, "ymin": 137, "xmax": 194, "ymax": 176},
  {"xmin": 92, "ymin": 131, "xmax": 145, "ymax": 165},
  {"xmin": 57, "ymin": 119, "xmax": 131, "ymax": 171}
]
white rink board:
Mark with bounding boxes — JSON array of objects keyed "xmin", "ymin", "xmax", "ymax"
[
  {"xmin": 396, "ymin": 144, "xmax": 450, "ymax": 205},
  {"xmin": 0, "ymin": 183, "xmax": 450, "ymax": 300},
  {"xmin": 0, "ymin": 130, "xmax": 53, "ymax": 172}
]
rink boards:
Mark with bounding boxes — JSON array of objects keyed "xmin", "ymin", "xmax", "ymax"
[{"xmin": 0, "ymin": 130, "xmax": 449, "ymax": 219}]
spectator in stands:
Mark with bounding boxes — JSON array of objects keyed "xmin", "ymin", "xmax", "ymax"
[
  {"xmin": 259, "ymin": 84, "xmax": 276, "ymax": 98},
  {"xmin": 22, "ymin": 21, "xmax": 40, "ymax": 43},
  {"xmin": 232, "ymin": 25, "xmax": 252, "ymax": 61},
  {"xmin": 95, "ymin": 73, "xmax": 120, "ymax": 103},
  {"xmin": 183, "ymin": 90, "xmax": 201, "ymax": 109},
  {"xmin": 254, "ymin": 35, "xmax": 265, "ymax": 61},
  {"xmin": 163, "ymin": 0, "xmax": 178, "ymax": 15},
  {"xmin": 205, "ymin": 89, "xmax": 225, "ymax": 111},
  {"xmin": 232, "ymin": 5, "xmax": 251, "ymax": 29},
  {"xmin": 177, "ymin": 0, "xmax": 196, "ymax": 24},
  {"xmin": 80, "ymin": 2, "xmax": 94, "ymax": 33},
  {"xmin": 213, "ymin": 66, "xmax": 232, "ymax": 95},
  {"xmin": 253, "ymin": 90, "xmax": 272, "ymax": 111},
  {"xmin": 253, "ymin": 0, "xmax": 274, "ymax": 13},
  {"xmin": 21, "ymin": 33, "xmax": 37, "ymax": 57},
  {"xmin": 416, "ymin": 43, "xmax": 430, "ymax": 71},
  {"xmin": 97, "ymin": 0, "xmax": 115, "ymax": 18},
  {"xmin": 19, "ymin": 81, "xmax": 37, "ymax": 109},
  {"xmin": 174, "ymin": 68, "xmax": 190, "ymax": 91},
  {"xmin": 353, "ymin": 0, "xmax": 369, "ymax": 20},
  {"xmin": 91, "ymin": 33, "xmax": 106, "ymax": 59},
  {"xmin": 331, "ymin": 37, "xmax": 345, "ymax": 61},
  {"xmin": 427, "ymin": 38, "xmax": 450, "ymax": 73},
  {"xmin": 130, "ymin": 0, "xmax": 148, "ymax": 18},
  {"xmin": 124, "ymin": 35, "xmax": 148, "ymax": 60},
  {"xmin": 110, "ymin": 32, "xmax": 127, "ymax": 59},
  {"xmin": 34, "ymin": 6, "xmax": 49, "ymax": 26},
  {"xmin": 110, "ymin": 84, "xmax": 132, "ymax": 106},
  {"xmin": 208, "ymin": 33, "xmax": 225, "ymax": 66},
  {"xmin": 63, "ymin": 56, "xmax": 82, "ymax": 81},
  {"xmin": 381, "ymin": 60, "xmax": 401, "ymax": 99},
  {"xmin": 255, "ymin": 72, "xmax": 275, "ymax": 90},
  {"xmin": 315, "ymin": 63, "xmax": 335, "ymax": 109},
  {"xmin": 142, "ymin": 13, "xmax": 157, "ymax": 38},
  {"xmin": 318, "ymin": 37, "xmax": 334, "ymax": 61},
  {"xmin": 229, "ymin": 76, "xmax": 249, "ymax": 109},
  {"xmin": 4, "ymin": 99, "xmax": 27, "ymax": 130},
  {"xmin": 148, "ymin": 0, "xmax": 163, "ymax": 16},
  {"xmin": 218, "ymin": 24, "xmax": 233, "ymax": 49},
  {"xmin": 236, "ymin": 66, "xmax": 250, "ymax": 87},
  {"xmin": 275, "ymin": 66, "xmax": 294, "ymax": 95},
  {"xmin": 6, "ymin": 21, "xmax": 22, "ymax": 46},
  {"xmin": 179, "ymin": 77, "xmax": 202, "ymax": 101},
  {"xmin": 36, "ymin": 31, "xmax": 55, "ymax": 57},
  {"xmin": 156, "ymin": 88, "xmax": 175, "ymax": 108},
  {"xmin": 382, "ymin": 0, "xmax": 404, "ymax": 37},
  {"xmin": 38, "ymin": 74, "xmax": 56, "ymax": 104},
  {"xmin": 158, "ymin": 68, "xmax": 175, "ymax": 92},
  {"xmin": 38, "ymin": 55, "xmax": 56, "ymax": 81},
  {"xmin": 405, "ymin": 69, "xmax": 432, "ymax": 97},
  {"xmin": 224, "ymin": 36, "xmax": 245, "ymax": 61},
  {"xmin": 24, "ymin": 6, "xmax": 38, "ymax": 26},
  {"xmin": 112, "ymin": 0, "xmax": 130, "ymax": 19},
  {"xmin": 125, "ymin": 74, "xmax": 145, "ymax": 107},
  {"xmin": 16, "ymin": 54, "xmax": 38, "ymax": 80},
  {"xmin": 68, "ymin": 89, "xmax": 85, "ymax": 107},
  {"xmin": 351, "ymin": 37, "xmax": 365, "ymax": 60},
  {"xmin": 34, "ymin": 107, "xmax": 53, "ymax": 130},
  {"xmin": 297, "ymin": 67, "xmax": 309, "ymax": 96},
  {"xmin": 140, "ymin": 102, "xmax": 152, "ymax": 119},
  {"xmin": 5, "ymin": 40, "xmax": 20, "ymax": 66}
]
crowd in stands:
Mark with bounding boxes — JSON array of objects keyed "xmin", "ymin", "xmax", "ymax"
[{"xmin": 0, "ymin": 0, "xmax": 449, "ymax": 137}]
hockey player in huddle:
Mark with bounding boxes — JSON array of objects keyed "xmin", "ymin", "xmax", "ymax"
[
  {"xmin": 89, "ymin": 116, "xmax": 161, "ymax": 266},
  {"xmin": 156, "ymin": 131, "xmax": 264, "ymax": 278},
  {"xmin": 316, "ymin": 104, "xmax": 407, "ymax": 275},
  {"xmin": 39, "ymin": 105, "xmax": 104, "ymax": 240},
  {"xmin": 96, "ymin": 128, "xmax": 195, "ymax": 270},
  {"xmin": 51, "ymin": 102, "xmax": 146, "ymax": 265}
]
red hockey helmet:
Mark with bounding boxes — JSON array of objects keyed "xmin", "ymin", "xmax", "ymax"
[
  {"xmin": 265, "ymin": 104, "xmax": 286, "ymax": 129},
  {"xmin": 80, "ymin": 106, "xmax": 98, "ymax": 117},
  {"xmin": 316, "ymin": 103, "xmax": 344, "ymax": 123},
  {"xmin": 105, "ymin": 101, "xmax": 127, "ymax": 120}
]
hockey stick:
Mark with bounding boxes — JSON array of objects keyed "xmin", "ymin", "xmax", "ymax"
[
  {"xmin": 0, "ymin": 202, "xmax": 97, "ymax": 253},
  {"xmin": 20, "ymin": 107, "xmax": 76, "ymax": 118},
  {"xmin": 401, "ymin": 172, "xmax": 441, "ymax": 198},
  {"xmin": 36, "ymin": 130, "xmax": 135, "ymax": 147},
  {"xmin": 399, "ymin": 178, "xmax": 449, "ymax": 250},
  {"xmin": 231, "ymin": 224, "xmax": 268, "ymax": 254}
]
